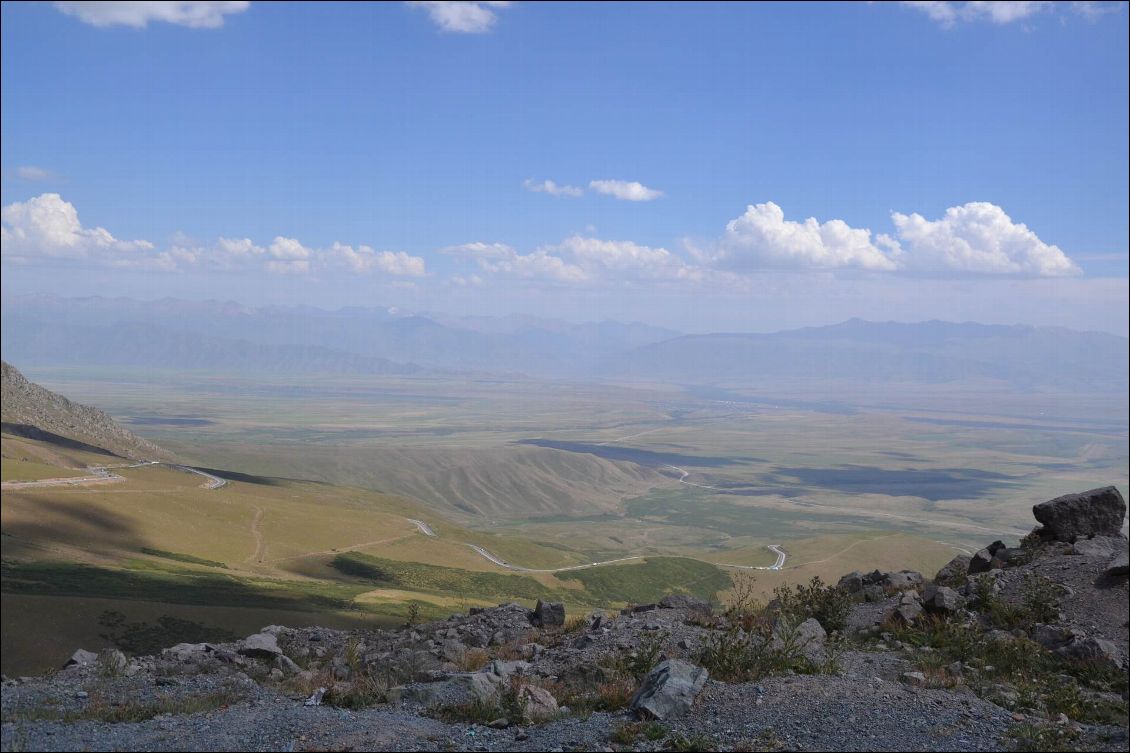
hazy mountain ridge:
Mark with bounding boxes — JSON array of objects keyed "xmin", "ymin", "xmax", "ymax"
[
  {"xmin": 0, "ymin": 360, "xmax": 171, "ymax": 461},
  {"xmin": 2, "ymin": 296, "xmax": 1126, "ymax": 391}
]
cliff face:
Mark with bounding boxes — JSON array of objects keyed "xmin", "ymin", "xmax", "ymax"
[{"xmin": 0, "ymin": 360, "xmax": 171, "ymax": 461}]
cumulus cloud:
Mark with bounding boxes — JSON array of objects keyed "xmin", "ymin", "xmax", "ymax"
[
  {"xmin": 54, "ymin": 1, "xmax": 250, "ymax": 29},
  {"xmin": 444, "ymin": 236, "xmax": 701, "ymax": 285},
  {"xmin": 17, "ymin": 166, "xmax": 55, "ymax": 182},
  {"xmin": 329, "ymin": 242, "xmax": 427, "ymax": 276},
  {"xmin": 890, "ymin": 202, "xmax": 1080, "ymax": 277},
  {"xmin": 406, "ymin": 1, "xmax": 511, "ymax": 33},
  {"xmin": 545, "ymin": 236, "xmax": 700, "ymax": 282},
  {"xmin": 703, "ymin": 201, "xmax": 1077, "ymax": 278},
  {"xmin": 523, "ymin": 178, "xmax": 584, "ymax": 198},
  {"xmin": 1, "ymin": 193, "xmax": 426, "ymax": 277},
  {"xmin": 1, "ymin": 193, "xmax": 160, "ymax": 267},
  {"xmin": 899, "ymin": 1, "xmax": 1120, "ymax": 27},
  {"xmin": 442, "ymin": 241, "xmax": 589, "ymax": 283},
  {"xmin": 711, "ymin": 202, "xmax": 899, "ymax": 272},
  {"xmin": 588, "ymin": 179, "xmax": 664, "ymax": 202}
]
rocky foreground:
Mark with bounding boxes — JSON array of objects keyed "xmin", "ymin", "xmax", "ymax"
[{"xmin": 2, "ymin": 487, "xmax": 1128, "ymax": 752}]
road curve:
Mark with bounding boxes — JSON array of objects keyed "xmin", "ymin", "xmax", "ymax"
[{"xmin": 408, "ymin": 519, "xmax": 437, "ymax": 537}]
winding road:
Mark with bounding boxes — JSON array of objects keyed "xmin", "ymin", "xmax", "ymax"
[{"xmin": 1, "ymin": 460, "xmax": 227, "ymax": 491}]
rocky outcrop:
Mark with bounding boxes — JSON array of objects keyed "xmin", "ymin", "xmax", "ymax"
[
  {"xmin": 920, "ymin": 584, "xmax": 964, "ymax": 616},
  {"xmin": 528, "ymin": 600, "xmax": 565, "ymax": 628},
  {"xmin": 933, "ymin": 555, "xmax": 972, "ymax": 587},
  {"xmin": 1032, "ymin": 486, "xmax": 1127, "ymax": 543},
  {"xmin": 969, "ymin": 541, "xmax": 1006, "ymax": 574},
  {"xmin": 239, "ymin": 633, "xmax": 282, "ymax": 659},
  {"xmin": 630, "ymin": 659, "xmax": 708, "ymax": 720}
]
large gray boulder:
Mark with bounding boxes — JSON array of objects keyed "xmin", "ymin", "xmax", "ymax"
[
  {"xmin": 1056, "ymin": 636, "xmax": 1125, "ymax": 670},
  {"xmin": 933, "ymin": 555, "xmax": 971, "ymax": 587},
  {"xmin": 888, "ymin": 591, "xmax": 924, "ymax": 625},
  {"xmin": 1071, "ymin": 535, "xmax": 1128, "ymax": 558},
  {"xmin": 389, "ymin": 671, "xmax": 503, "ymax": 707},
  {"xmin": 529, "ymin": 600, "xmax": 565, "ymax": 628},
  {"xmin": 920, "ymin": 584, "xmax": 964, "ymax": 616},
  {"xmin": 630, "ymin": 659, "xmax": 709, "ymax": 720},
  {"xmin": 63, "ymin": 649, "xmax": 98, "ymax": 668},
  {"xmin": 1033, "ymin": 486, "xmax": 1127, "ymax": 543},
  {"xmin": 239, "ymin": 632, "xmax": 282, "ymax": 659},
  {"xmin": 516, "ymin": 684, "xmax": 558, "ymax": 722},
  {"xmin": 969, "ymin": 541, "xmax": 1006, "ymax": 574},
  {"xmin": 1107, "ymin": 551, "xmax": 1129, "ymax": 577},
  {"xmin": 771, "ymin": 617, "xmax": 826, "ymax": 664}
]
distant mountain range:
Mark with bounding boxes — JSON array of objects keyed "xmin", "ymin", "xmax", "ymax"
[
  {"xmin": 1, "ymin": 360, "xmax": 170, "ymax": 460},
  {"xmin": 2, "ymin": 296, "xmax": 1126, "ymax": 392}
]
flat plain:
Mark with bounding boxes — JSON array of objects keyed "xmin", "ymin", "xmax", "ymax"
[{"xmin": 2, "ymin": 367, "xmax": 1126, "ymax": 675}]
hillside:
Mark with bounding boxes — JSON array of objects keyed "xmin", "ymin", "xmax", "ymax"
[
  {"xmin": 0, "ymin": 361, "xmax": 170, "ymax": 462},
  {"xmin": 2, "ymin": 487, "xmax": 1126, "ymax": 752}
]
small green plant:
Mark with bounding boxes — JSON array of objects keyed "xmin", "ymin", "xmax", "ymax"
[
  {"xmin": 697, "ymin": 615, "xmax": 819, "ymax": 683},
  {"xmin": 96, "ymin": 649, "xmax": 128, "ymax": 679},
  {"xmin": 770, "ymin": 576, "xmax": 852, "ymax": 632},
  {"xmin": 405, "ymin": 601, "xmax": 421, "ymax": 627},
  {"xmin": 1020, "ymin": 573, "xmax": 1062, "ymax": 624},
  {"xmin": 1005, "ymin": 721, "xmax": 1082, "ymax": 752},
  {"xmin": 666, "ymin": 732, "xmax": 716, "ymax": 751},
  {"xmin": 609, "ymin": 721, "xmax": 667, "ymax": 744}
]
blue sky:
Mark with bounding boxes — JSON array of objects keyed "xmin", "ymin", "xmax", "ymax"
[{"xmin": 2, "ymin": 1, "xmax": 1128, "ymax": 334}]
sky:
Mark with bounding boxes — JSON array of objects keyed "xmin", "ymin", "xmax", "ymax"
[{"xmin": 1, "ymin": 1, "xmax": 1128, "ymax": 334}]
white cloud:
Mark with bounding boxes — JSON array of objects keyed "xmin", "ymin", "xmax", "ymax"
[
  {"xmin": 546, "ymin": 236, "xmax": 700, "ymax": 281},
  {"xmin": 442, "ymin": 242, "xmax": 589, "ymax": 283},
  {"xmin": 1, "ymin": 193, "xmax": 160, "ymax": 268},
  {"xmin": 329, "ymin": 242, "xmax": 426, "ymax": 276},
  {"xmin": 712, "ymin": 202, "xmax": 899, "ymax": 272},
  {"xmin": 523, "ymin": 178, "xmax": 584, "ymax": 198},
  {"xmin": 588, "ymin": 179, "xmax": 664, "ymax": 202},
  {"xmin": 406, "ymin": 1, "xmax": 511, "ymax": 33},
  {"xmin": 898, "ymin": 1, "xmax": 1120, "ymax": 26},
  {"xmin": 54, "ymin": 1, "xmax": 250, "ymax": 29},
  {"xmin": 17, "ymin": 166, "xmax": 55, "ymax": 182},
  {"xmin": 890, "ymin": 202, "xmax": 1080, "ymax": 277},
  {"xmin": 1, "ymin": 194, "xmax": 427, "ymax": 277}
]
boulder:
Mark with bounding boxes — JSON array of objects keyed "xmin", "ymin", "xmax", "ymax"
[
  {"xmin": 630, "ymin": 659, "xmax": 708, "ymax": 720},
  {"xmin": 658, "ymin": 594, "xmax": 712, "ymax": 612},
  {"xmin": 889, "ymin": 592, "xmax": 924, "ymax": 625},
  {"xmin": 969, "ymin": 541, "xmax": 1006, "ymax": 574},
  {"xmin": 1056, "ymin": 636, "xmax": 1125, "ymax": 670},
  {"xmin": 1071, "ymin": 535, "xmax": 1128, "ymax": 559},
  {"xmin": 771, "ymin": 617, "xmax": 826, "ymax": 664},
  {"xmin": 388, "ymin": 671, "xmax": 503, "ymax": 707},
  {"xmin": 239, "ymin": 632, "xmax": 282, "ymax": 659},
  {"xmin": 63, "ymin": 649, "xmax": 98, "ymax": 668},
  {"xmin": 920, "ymin": 584, "xmax": 964, "ymax": 616},
  {"xmin": 529, "ymin": 600, "xmax": 565, "ymax": 628},
  {"xmin": 884, "ymin": 570, "xmax": 925, "ymax": 590},
  {"xmin": 901, "ymin": 671, "xmax": 927, "ymax": 687},
  {"xmin": 516, "ymin": 684, "xmax": 558, "ymax": 722},
  {"xmin": 273, "ymin": 654, "xmax": 302, "ymax": 676},
  {"xmin": 837, "ymin": 571, "xmax": 865, "ymax": 594},
  {"xmin": 486, "ymin": 659, "xmax": 530, "ymax": 679},
  {"xmin": 1106, "ymin": 552, "xmax": 1129, "ymax": 577},
  {"xmin": 1032, "ymin": 486, "xmax": 1127, "ymax": 543},
  {"xmin": 1031, "ymin": 624, "xmax": 1081, "ymax": 650},
  {"xmin": 933, "ymin": 555, "xmax": 971, "ymax": 588}
]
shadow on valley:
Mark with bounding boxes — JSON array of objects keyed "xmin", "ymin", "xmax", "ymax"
[
  {"xmin": 2, "ymin": 499, "xmax": 146, "ymax": 555},
  {"xmin": 1, "ymin": 423, "xmax": 117, "ymax": 457},
  {"xmin": 763, "ymin": 465, "xmax": 1019, "ymax": 501},
  {"xmin": 515, "ymin": 438, "xmax": 749, "ymax": 468}
]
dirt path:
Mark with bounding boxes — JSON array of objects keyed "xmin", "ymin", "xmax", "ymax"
[
  {"xmin": 246, "ymin": 507, "xmax": 266, "ymax": 564},
  {"xmin": 0, "ymin": 473, "xmax": 124, "ymax": 490}
]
